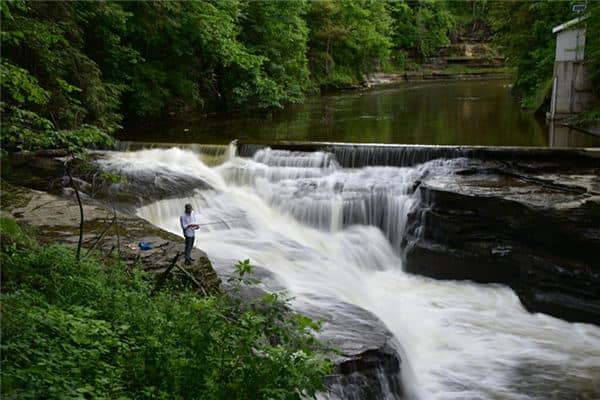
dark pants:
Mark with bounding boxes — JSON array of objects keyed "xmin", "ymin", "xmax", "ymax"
[{"xmin": 184, "ymin": 236, "xmax": 195, "ymax": 263}]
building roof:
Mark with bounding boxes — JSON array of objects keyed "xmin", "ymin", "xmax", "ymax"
[{"xmin": 552, "ymin": 16, "xmax": 588, "ymax": 34}]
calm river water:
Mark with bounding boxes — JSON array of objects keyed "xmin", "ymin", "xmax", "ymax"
[{"xmin": 124, "ymin": 79, "xmax": 600, "ymax": 147}]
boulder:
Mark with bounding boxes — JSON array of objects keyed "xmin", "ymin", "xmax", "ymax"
[
  {"xmin": 403, "ymin": 160, "xmax": 600, "ymax": 324},
  {"xmin": 215, "ymin": 263, "xmax": 404, "ymax": 400},
  {"xmin": 300, "ymin": 296, "xmax": 403, "ymax": 400}
]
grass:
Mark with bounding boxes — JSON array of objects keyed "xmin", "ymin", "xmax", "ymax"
[{"xmin": 521, "ymin": 77, "xmax": 553, "ymax": 111}]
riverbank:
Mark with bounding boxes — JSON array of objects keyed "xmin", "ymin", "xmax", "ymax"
[
  {"xmin": 0, "ymin": 181, "xmax": 221, "ymax": 293},
  {"xmin": 365, "ymin": 66, "xmax": 513, "ymax": 88},
  {"xmin": 0, "ymin": 155, "xmax": 407, "ymax": 399},
  {"xmin": 0, "ymin": 211, "xmax": 334, "ymax": 399}
]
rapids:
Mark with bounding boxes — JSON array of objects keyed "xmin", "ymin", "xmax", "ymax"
[{"xmin": 99, "ymin": 146, "xmax": 600, "ymax": 400}]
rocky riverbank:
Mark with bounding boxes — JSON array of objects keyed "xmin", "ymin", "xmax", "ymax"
[
  {"xmin": 1, "ymin": 152, "xmax": 406, "ymax": 400},
  {"xmin": 365, "ymin": 68, "xmax": 512, "ymax": 88},
  {"xmin": 1, "ymin": 184, "xmax": 222, "ymax": 295},
  {"xmin": 403, "ymin": 158, "xmax": 600, "ymax": 325},
  {"xmin": 366, "ymin": 29, "xmax": 508, "ymax": 88}
]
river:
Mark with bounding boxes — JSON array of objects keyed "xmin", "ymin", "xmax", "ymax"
[
  {"xmin": 95, "ymin": 144, "xmax": 600, "ymax": 400},
  {"xmin": 108, "ymin": 79, "xmax": 600, "ymax": 399},
  {"xmin": 123, "ymin": 79, "xmax": 600, "ymax": 148}
]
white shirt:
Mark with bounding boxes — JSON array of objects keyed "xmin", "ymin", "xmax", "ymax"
[{"xmin": 180, "ymin": 211, "xmax": 197, "ymax": 237}]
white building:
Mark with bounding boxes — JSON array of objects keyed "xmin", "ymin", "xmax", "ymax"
[{"xmin": 549, "ymin": 16, "xmax": 595, "ymax": 120}]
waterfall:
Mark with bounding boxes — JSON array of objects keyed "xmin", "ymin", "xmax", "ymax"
[
  {"xmin": 237, "ymin": 142, "xmax": 600, "ymax": 168},
  {"xmin": 97, "ymin": 145, "xmax": 600, "ymax": 400},
  {"xmin": 117, "ymin": 141, "xmax": 234, "ymax": 166}
]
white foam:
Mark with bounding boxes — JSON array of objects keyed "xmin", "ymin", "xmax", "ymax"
[{"xmin": 113, "ymin": 147, "xmax": 600, "ymax": 400}]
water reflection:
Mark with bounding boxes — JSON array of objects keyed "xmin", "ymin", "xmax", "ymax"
[
  {"xmin": 548, "ymin": 122, "xmax": 600, "ymax": 148},
  {"xmin": 124, "ymin": 79, "xmax": 600, "ymax": 147}
]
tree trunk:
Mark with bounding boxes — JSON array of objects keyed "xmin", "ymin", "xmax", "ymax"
[
  {"xmin": 65, "ymin": 159, "xmax": 84, "ymax": 262},
  {"xmin": 112, "ymin": 202, "xmax": 121, "ymax": 261}
]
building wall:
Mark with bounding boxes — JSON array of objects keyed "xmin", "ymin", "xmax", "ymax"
[
  {"xmin": 552, "ymin": 61, "xmax": 594, "ymax": 115},
  {"xmin": 555, "ymin": 28, "xmax": 585, "ymax": 62},
  {"xmin": 548, "ymin": 122, "xmax": 600, "ymax": 147},
  {"xmin": 550, "ymin": 28, "xmax": 596, "ymax": 119}
]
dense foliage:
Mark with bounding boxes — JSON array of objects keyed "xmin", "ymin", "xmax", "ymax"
[
  {"xmin": 0, "ymin": 1, "xmax": 117, "ymax": 150},
  {"xmin": 307, "ymin": 0, "xmax": 391, "ymax": 88},
  {"xmin": 585, "ymin": 1, "xmax": 600, "ymax": 82},
  {"xmin": 3, "ymin": 0, "xmax": 597, "ymax": 148},
  {"xmin": 388, "ymin": 0, "xmax": 455, "ymax": 65},
  {"xmin": 0, "ymin": 217, "xmax": 332, "ymax": 399},
  {"xmin": 0, "ymin": 0, "xmax": 478, "ymax": 149},
  {"xmin": 489, "ymin": 1, "xmax": 573, "ymax": 110}
]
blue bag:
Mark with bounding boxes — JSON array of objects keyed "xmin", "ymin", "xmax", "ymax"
[{"xmin": 138, "ymin": 242, "xmax": 153, "ymax": 251}]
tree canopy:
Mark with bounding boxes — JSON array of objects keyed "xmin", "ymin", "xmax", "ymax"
[
  {"xmin": 0, "ymin": 0, "xmax": 472, "ymax": 147},
  {"xmin": 489, "ymin": 1, "xmax": 573, "ymax": 110},
  {"xmin": 2, "ymin": 0, "xmax": 599, "ymax": 148}
]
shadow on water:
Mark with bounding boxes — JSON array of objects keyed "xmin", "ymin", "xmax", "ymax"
[{"xmin": 121, "ymin": 79, "xmax": 600, "ymax": 147}]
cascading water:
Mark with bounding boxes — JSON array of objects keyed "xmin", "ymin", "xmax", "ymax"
[
  {"xmin": 99, "ymin": 146, "xmax": 600, "ymax": 400},
  {"xmin": 117, "ymin": 141, "xmax": 236, "ymax": 166}
]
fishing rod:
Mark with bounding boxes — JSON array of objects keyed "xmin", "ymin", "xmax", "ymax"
[{"xmin": 195, "ymin": 218, "xmax": 244, "ymax": 227}]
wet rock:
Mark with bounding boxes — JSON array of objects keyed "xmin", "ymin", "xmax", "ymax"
[
  {"xmin": 403, "ymin": 160, "xmax": 600, "ymax": 324},
  {"xmin": 91, "ymin": 152, "xmax": 212, "ymax": 211},
  {"xmin": 1, "ymin": 151, "xmax": 212, "ymax": 212},
  {"xmin": 214, "ymin": 263, "xmax": 404, "ymax": 400},
  {"xmin": 0, "ymin": 151, "xmax": 66, "ymax": 193},
  {"xmin": 3, "ymin": 186, "xmax": 221, "ymax": 295},
  {"xmin": 299, "ymin": 296, "xmax": 403, "ymax": 400}
]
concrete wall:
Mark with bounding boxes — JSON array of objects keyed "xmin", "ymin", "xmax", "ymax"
[
  {"xmin": 550, "ymin": 28, "xmax": 596, "ymax": 119},
  {"xmin": 548, "ymin": 122, "xmax": 600, "ymax": 147},
  {"xmin": 551, "ymin": 61, "xmax": 594, "ymax": 116}
]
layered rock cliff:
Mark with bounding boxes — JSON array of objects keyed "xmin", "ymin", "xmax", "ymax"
[{"xmin": 403, "ymin": 159, "xmax": 600, "ymax": 324}]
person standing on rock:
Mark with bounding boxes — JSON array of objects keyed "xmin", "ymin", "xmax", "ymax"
[{"xmin": 180, "ymin": 203, "xmax": 199, "ymax": 264}]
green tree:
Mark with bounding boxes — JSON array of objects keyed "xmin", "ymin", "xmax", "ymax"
[
  {"xmin": 0, "ymin": 1, "xmax": 119, "ymax": 150},
  {"xmin": 118, "ymin": 1, "xmax": 253, "ymax": 117},
  {"xmin": 489, "ymin": 1, "xmax": 572, "ymax": 110},
  {"xmin": 238, "ymin": 0, "xmax": 312, "ymax": 106},
  {"xmin": 306, "ymin": 0, "xmax": 392, "ymax": 89},
  {"xmin": 388, "ymin": 0, "xmax": 455, "ymax": 62},
  {"xmin": 447, "ymin": 0, "xmax": 490, "ymax": 33}
]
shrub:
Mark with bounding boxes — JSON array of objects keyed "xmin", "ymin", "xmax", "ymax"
[{"xmin": 1, "ymin": 218, "xmax": 332, "ymax": 399}]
